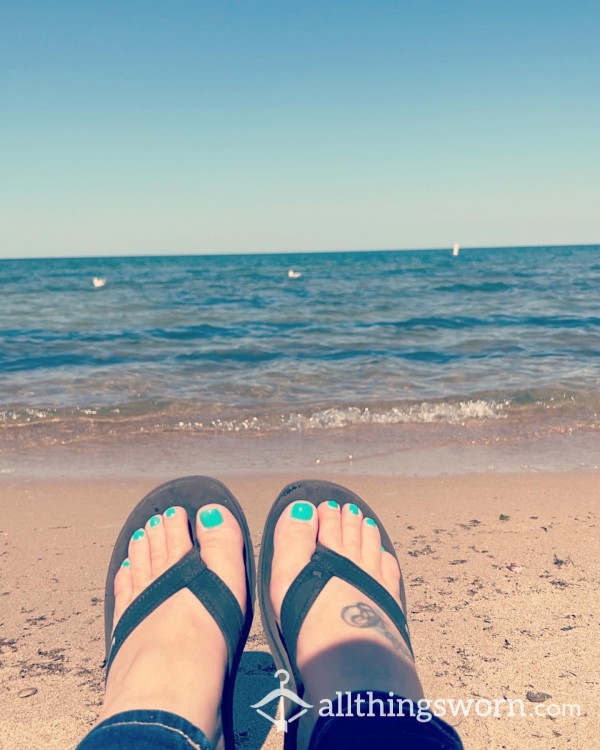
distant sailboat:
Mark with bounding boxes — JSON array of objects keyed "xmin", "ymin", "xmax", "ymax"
[
  {"xmin": 92, "ymin": 277, "xmax": 107, "ymax": 288},
  {"xmin": 452, "ymin": 243, "xmax": 460, "ymax": 257}
]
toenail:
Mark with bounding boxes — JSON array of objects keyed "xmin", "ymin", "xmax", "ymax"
[
  {"xmin": 381, "ymin": 545, "xmax": 386, "ymax": 552},
  {"xmin": 149, "ymin": 515, "xmax": 161, "ymax": 528},
  {"xmin": 327, "ymin": 500, "xmax": 339, "ymax": 509},
  {"xmin": 199, "ymin": 507, "xmax": 224, "ymax": 528},
  {"xmin": 291, "ymin": 502, "xmax": 314, "ymax": 521},
  {"xmin": 164, "ymin": 507, "xmax": 176, "ymax": 518},
  {"xmin": 132, "ymin": 529, "xmax": 145, "ymax": 541},
  {"xmin": 347, "ymin": 503, "xmax": 359, "ymax": 515},
  {"xmin": 122, "ymin": 558, "xmax": 131, "ymax": 567},
  {"xmin": 364, "ymin": 517, "xmax": 377, "ymax": 527}
]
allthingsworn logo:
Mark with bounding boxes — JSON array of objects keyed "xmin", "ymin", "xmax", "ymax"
[{"xmin": 251, "ymin": 669, "xmax": 313, "ymax": 733}]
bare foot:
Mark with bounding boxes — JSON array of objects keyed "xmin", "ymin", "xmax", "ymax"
[
  {"xmin": 99, "ymin": 504, "xmax": 247, "ymax": 743},
  {"xmin": 270, "ymin": 499, "xmax": 424, "ymax": 744}
]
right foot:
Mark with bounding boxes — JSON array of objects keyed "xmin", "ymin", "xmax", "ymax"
[
  {"xmin": 99, "ymin": 503, "xmax": 247, "ymax": 742},
  {"xmin": 270, "ymin": 499, "xmax": 424, "ymax": 740}
]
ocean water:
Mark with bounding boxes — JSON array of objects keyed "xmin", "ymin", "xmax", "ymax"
[{"xmin": 1, "ymin": 246, "xmax": 599, "ymax": 463}]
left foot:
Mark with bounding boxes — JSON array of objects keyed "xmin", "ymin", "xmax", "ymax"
[
  {"xmin": 99, "ymin": 504, "xmax": 247, "ymax": 742},
  {"xmin": 269, "ymin": 499, "xmax": 424, "ymax": 745}
]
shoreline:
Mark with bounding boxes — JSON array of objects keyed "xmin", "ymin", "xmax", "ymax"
[
  {"xmin": 1, "ymin": 470, "xmax": 599, "ymax": 749},
  {"xmin": 1, "ymin": 424, "xmax": 599, "ymax": 482}
]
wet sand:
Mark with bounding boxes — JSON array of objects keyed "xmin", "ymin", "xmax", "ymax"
[{"xmin": 1, "ymin": 472, "xmax": 598, "ymax": 749}]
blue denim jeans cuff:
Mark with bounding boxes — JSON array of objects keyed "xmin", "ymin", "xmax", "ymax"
[{"xmin": 76, "ymin": 709, "xmax": 213, "ymax": 750}]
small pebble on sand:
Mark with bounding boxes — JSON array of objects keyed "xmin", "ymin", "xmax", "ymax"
[
  {"xmin": 18, "ymin": 687, "xmax": 38, "ymax": 698},
  {"xmin": 526, "ymin": 691, "xmax": 552, "ymax": 703}
]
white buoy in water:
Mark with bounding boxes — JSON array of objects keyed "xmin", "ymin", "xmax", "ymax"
[
  {"xmin": 288, "ymin": 269, "xmax": 302, "ymax": 279},
  {"xmin": 92, "ymin": 277, "xmax": 107, "ymax": 288}
]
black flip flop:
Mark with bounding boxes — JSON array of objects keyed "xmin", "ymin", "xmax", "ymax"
[
  {"xmin": 103, "ymin": 476, "xmax": 255, "ymax": 750},
  {"xmin": 258, "ymin": 479, "xmax": 413, "ymax": 748}
]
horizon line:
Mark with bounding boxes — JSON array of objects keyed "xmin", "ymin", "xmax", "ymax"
[{"xmin": 1, "ymin": 242, "xmax": 598, "ymax": 262}]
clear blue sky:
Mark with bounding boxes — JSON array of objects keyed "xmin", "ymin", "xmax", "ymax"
[{"xmin": 2, "ymin": 0, "xmax": 599, "ymax": 257}]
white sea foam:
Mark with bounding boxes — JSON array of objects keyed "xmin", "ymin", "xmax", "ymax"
[
  {"xmin": 285, "ymin": 400, "xmax": 504, "ymax": 430},
  {"xmin": 168, "ymin": 399, "xmax": 504, "ymax": 434},
  {"xmin": 173, "ymin": 416, "xmax": 263, "ymax": 433},
  {"xmin": 0, "ymin": 408, "xmax": 53, "ymax": 423}
]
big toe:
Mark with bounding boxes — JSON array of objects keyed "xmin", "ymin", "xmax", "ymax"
[
  {"xmin": 270, "ymin": 501, "xmax": 318, "ymax": 621},
  {"xmin": 196, "ymin": 504, "xmax": 247, "ymax": 612}
]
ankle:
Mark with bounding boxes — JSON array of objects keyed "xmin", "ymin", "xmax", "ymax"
[{"xmin": 299, "ymin": 640, "xmax": 424, "ymax": 707}]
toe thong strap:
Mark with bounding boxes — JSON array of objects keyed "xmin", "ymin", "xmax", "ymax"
[
  {"xmin": 106, "ymin": 543, "xmax": 244, "ymax": 676},
  {"xmin": 280, "ymin": 542, "xmax": 413, "ymax": 685}
]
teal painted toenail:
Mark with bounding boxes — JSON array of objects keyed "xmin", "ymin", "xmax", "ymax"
[
  {"xmin": 327, "ymin": 500, "xmax": 339, "ymax": 509},
  {"xmin": 132, "ymin": 529, "xmax": 145, "ymax": 541},
  {"xmin": 149, "ymin": 515, "xmax": 161, "ymax": 528},
  {"xmin": 381, "ymin": 546, "xmax": 386, "ymax": 552},
  {"xmin": 122, "ymin": 558, "xmax": 131, "ymax": 567},
  {"xmin": 365, "ymin": 517, "xmax": 377, "ymax": 527},
  {"xmin": 291, "ymin": 502, "xmax": 313, "ymax": 521},
  {"xmin": 199, "ymin": 508, "xmax": 223, "ymax": 528},
  {"xmin": 347, "ymin": 504, "xmax": 359, "ymax": 515},
  {"xmin": 164, "ymin": 507, "xmax": 176, "ymax": 518}
]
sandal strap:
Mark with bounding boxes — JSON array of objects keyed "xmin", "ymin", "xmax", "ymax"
[
  {"xmin": 280, "ymin": 542, "xmax": 413, "ymax": 685},
  {"xmin": 106, "ymin": 543, "xmax": 243, "ymax": 675}
]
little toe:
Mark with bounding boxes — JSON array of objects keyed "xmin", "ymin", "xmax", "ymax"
[
  {"xmin": 196, "ymin": 504, "xmax": 247, "ymax": 611},
  {"xmin": 112, "ymin": 558, "xmax": 133, "ymax": 627},
  {"xmin": 271, "ymin": 501, "xmax": 318, "ymax": 620},
  {"xmin": 145, "ymin": 514, "xmax": 168, "ymax": 578},
  {"xmin": 163, "ymin": 506, "xmax": 193, "ymax": 564},
  {"xmin": 316, "ymin": 500, "xmax": 343, "ymax": 551},
  {"xmin": 128, "ymin": 528, "xmax": 152, "ymax": 595},
  {"xmin": 341, "ymin": 502, "xmax": 363, "ymax": 558},
  {"xmin": 361, "ymin": 517, "xmax": 383, "ymax": 577}
]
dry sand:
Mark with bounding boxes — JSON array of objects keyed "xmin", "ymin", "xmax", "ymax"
[{"xmin": 1, "ymin": 472, "xmax": 598, "ymax": 749}]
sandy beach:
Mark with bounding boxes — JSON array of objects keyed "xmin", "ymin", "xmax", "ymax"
[
  {"xmin": 3, "ymin": 0, "xmax": 599, "ymax": 746},
  {"xmin": 1, "ymin": 471, "xmax": 598, "ymax": 750}
]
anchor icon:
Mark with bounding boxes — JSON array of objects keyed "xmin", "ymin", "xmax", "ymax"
[{"xmin": 251, "ymin": 669, "xmax": 313, "ymax": 733}]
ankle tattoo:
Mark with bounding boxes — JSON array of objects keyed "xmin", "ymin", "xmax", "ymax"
[{"xmin": 341, "ymin": 602, "xmax": 412, "ymax": 659}]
